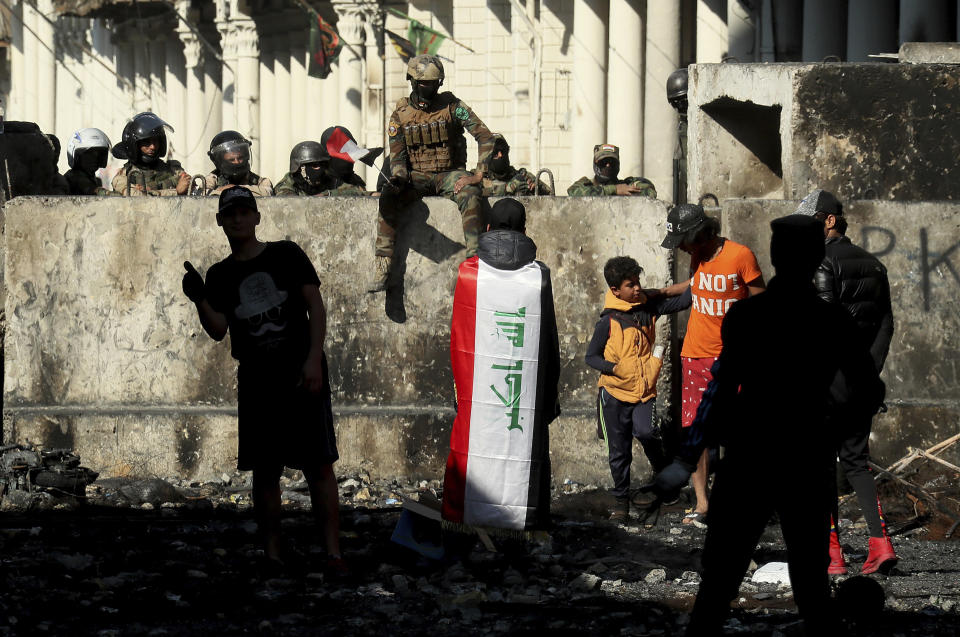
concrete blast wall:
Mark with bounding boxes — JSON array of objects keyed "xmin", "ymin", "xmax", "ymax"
[
  {"xmin": 722, "ymin": 199, "xmax": 960, "ymax": 465},
  {"xmin": 688, "ymin": 63, "xmax": 960, "ymax": 203},
  {"xmin": 2, "ymin": 196, "xmax": 676, "ymax": 483},
  {"xmin": 4, "ymin": 196, "xmax": 958, "ymax": 483}
]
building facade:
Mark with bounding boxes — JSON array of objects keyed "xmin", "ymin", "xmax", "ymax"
[{"xmin": 1, "ymin": 0, "xmax": 957, "ymax": 196}]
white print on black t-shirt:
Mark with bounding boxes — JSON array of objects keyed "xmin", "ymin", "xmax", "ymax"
[
  {"xmin": 235, "ymin": 271, "xmax": 289, "ymax": 337},
  {"xmin": 690, "ymin": 272, "xmax": 742, "ymax": 317}
]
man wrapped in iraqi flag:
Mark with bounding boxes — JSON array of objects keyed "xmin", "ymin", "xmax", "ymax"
[{"xmin": 441, "ymin": 199, "xmax": 561, "ymax": 532}]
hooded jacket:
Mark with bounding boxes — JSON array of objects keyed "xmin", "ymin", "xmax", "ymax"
[{"xmin": 586, "ymin": 288, "xmax": 692, "ymax": 403}]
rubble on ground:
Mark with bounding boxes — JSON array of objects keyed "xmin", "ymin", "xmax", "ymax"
[{"xmin": 0, "ymin": 461, "xmax": 958, "ymax": 636}]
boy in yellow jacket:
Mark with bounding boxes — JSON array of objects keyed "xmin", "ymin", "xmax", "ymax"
[{"xmin": 585, "ymin": 257, "xmax": 691, "ymax": 522}]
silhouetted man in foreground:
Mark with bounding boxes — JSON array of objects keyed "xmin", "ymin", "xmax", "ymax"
[{"xmin": 650, "ymin": 215, "xmax": 884, "ymax": 636}]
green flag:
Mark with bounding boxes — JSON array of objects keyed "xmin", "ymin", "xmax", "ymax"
[{"xmin": 388, "ymin": 8, "xmax": 447, "ymax": 56}]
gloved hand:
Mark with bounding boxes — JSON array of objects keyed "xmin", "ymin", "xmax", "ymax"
[
  {"xmin": 638, "ymin": 459, "xmax": 694, "ymax": 500},
  {"xmin": 182, "ymin": 261, "xmax": 205, "ymax": 303}
]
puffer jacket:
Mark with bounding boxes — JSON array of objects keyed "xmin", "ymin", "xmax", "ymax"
[
  {"xmin": 587, "ymin": 291, "xmax": 662, "ymax": 404},
  {"xmin": 814, "ymin": 235, "xmax": 894, "ymax": 373}
]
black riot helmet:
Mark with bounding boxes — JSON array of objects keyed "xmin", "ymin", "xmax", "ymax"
[
  {"xmin": 289, "ymin": 141, "xmax": 326, "ymax": 185},
  {"xmin": 667, "ymin": 67, "xmax": 688, "ymax": 113},
  {"xmin": 208, "ymin": 130, "xmax": 252, "ymax": 180},
  {"xmin": 111, "ymin": 112, "xmax": 174, "ymax": 164}
]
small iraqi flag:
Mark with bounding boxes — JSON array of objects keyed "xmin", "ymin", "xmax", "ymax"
[{"xmin": 324, "ymin": 126, "xmax": 383, "ymax": 166}]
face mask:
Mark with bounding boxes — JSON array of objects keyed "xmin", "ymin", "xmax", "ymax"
[
  {"xmin": 595, "ymin": 160, "xmax": 619, "ymax": 184},
  {"xmin": 221, "ymin": 158, "xmax": 250, "ymax": 179},
  {"xmin": 78, "ymin": 151, "xmax": 103, "ymax": 175},
  {"xmin": 301, "ymin": 164, "xmax": 324, "ymax": 185},
  {"xmin": 414, "ymin": 81, "xmax": 439, "ymax": 103},
  {"xmin": 139, "ymin": 152, "xmax": 157, "ymax": 165},
  {"xmin": 489, "ymin": 155, "xmax": 510, "ymax": 176}
]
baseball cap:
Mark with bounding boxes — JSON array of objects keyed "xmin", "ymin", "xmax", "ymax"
[
  {"xmin": 218, "ymin": 185, "xmax": 258, "ymax": 214},
  {"xmin": 795, "ymin": 188, "xmax": 840, "ymax": 217},
  {"xmin": 486, "ymin": 197, "xmax": 526, "ymax": 231},
  {"xmin": 661, "ymin": 203, "xmax": 709, "ymax": 249},
  {"xmin": 593, "ymin": 144, "xmax": 619, "ymax": 164}
]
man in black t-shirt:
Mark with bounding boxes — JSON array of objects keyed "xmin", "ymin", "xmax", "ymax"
[{"xmin": 182, "ymin": 187, "xmax": 344, "ymax": 573}]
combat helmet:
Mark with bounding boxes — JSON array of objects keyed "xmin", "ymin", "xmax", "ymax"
[
  {"xmin": 667, "ymin": 67, "xmax": 688, "ymax": 113},
  {"xmin": 289, "ymin": 141, "xmax": 325, "ymax": 185},
  {"xmin": 67, "ymin": 128, "xmax": 112, "ymax": 169},
  {"xmin": 111, "ymin": 112, "xmax": 174, "ymax": 163},
  {"xmin": 208, "ymin": 130, "xmax": 252, "ymax": 178},
  {"xmin": 406, "ymin": 55, "xmax": 445, "ymax": 81}
]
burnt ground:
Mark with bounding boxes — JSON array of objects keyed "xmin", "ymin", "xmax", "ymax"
[{"xmin": 0, "ymin": 470, "xmax": 958, "ymax": 637}]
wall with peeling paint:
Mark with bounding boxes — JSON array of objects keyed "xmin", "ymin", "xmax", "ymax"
[
  {"xmin": 2, "ymin": 195, "xmax": 677, "ymax": 483},
  {"xmin": 688, "ymin": 63, "xmax": 960, "ymax": 204}
]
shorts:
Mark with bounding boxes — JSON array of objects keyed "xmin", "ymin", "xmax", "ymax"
[
  {"xmin": 236, "ymin": 354, "xmax": 339, "ymax": 472},
  {"xmin": 681, "ymin": 356, "xmax": 718, "ymax": 429}
]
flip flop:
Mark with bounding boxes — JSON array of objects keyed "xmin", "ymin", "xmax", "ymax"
[{"xmin": 682, "ymin": 511, "xmax": 708, "ymax": 528}]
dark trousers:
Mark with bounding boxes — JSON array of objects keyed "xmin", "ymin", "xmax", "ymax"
[
  {"xmin": 688, "ymin": 457, "xmax": 836, "ymax": 636},
  {"xmin": 597, "ymin": 388, "xmax": 667, "ymax": 498},
  {"xmin": 832, "ymin": 408, "xmax": 887, "ymax": 538}
]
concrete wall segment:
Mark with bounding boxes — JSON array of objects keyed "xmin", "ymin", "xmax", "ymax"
[
  {"xmin": 719, "ymin": 198, "xmax": 960, "ymax": 464},
  {"xmin": 3, "ymin": 195, "xmax": 674, "ymax": 483}
]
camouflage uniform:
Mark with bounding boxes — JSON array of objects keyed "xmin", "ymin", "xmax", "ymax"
[
  {"xmin": 112, "ymin": 160, "xmax": 187, "ymax": 196},
  {"xmin": 203, "ymin": 170, "xmax": 274, "ymax": 196},
  {"xmin": 64, "ymin": 169, "xmax": 119, "ymax": 196},
  {"xmin": 567, "ymin": 143, "xmax": 657, "ymax": 198},
  {"xmin": 274, "ymin": 171, "xmax": 368, "ymax": 196},
  {"xmin": 378, "ymin": 92, "xmax": 495, "ymax": 258},
  {"xmin": 483, "ymin": 167, "xmax": 552, "ymax": 197},
  {"xmin": 567, "ymin": 175, "xmax": 657, "ymax": 197}
]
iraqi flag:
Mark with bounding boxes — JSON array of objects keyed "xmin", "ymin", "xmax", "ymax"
[
  {"xmin": 324, "ymin": 126, "xmax": 383, "ymax": 166},
  {"xmin": 441, "ymin": 255, "xmax": 560, "ymax": 531}
]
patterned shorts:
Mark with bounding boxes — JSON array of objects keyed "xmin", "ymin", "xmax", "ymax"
[{"xmin": 681, "ymin": 356, "xmax": 719, "ymax": 429}]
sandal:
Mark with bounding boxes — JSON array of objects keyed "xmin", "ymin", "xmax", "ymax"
[{"xmin": 682, "ymin": 511, "xmax": 708, "ymax": 528}]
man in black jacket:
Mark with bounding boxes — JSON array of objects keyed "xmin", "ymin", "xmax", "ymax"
[{"xmin": 796, "ymin": 188, "xmax": 897, "ymax": 575}]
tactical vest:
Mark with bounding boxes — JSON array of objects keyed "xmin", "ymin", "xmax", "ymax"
[{"xmin": 394, "ymin": 96, "xmax": 466, "ymax": 173}]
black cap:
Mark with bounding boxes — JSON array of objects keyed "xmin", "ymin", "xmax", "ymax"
[
  {"xmin": 487, "ymin": 198, "xmax": 526, "ymax": 231},
  {"xmin": 218, "ymin": 186, "xmax": 258, "ymax": 213},
  {"xmin": 661, "ymin": 203, "xmax": 708, "ymax": 249},
  {"xmin": 795, "ymin": 189, "xmax": 841, "ymax": 217}
]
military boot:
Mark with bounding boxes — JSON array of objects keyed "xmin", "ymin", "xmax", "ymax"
[{"xmin": 367, "ymin": 256, "xmax": 392, "ymax": 293}]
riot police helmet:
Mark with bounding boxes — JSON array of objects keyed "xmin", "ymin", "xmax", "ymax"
[
  {"xmin": 208, "ymin": 130, "xmax": 253, "ymax": 179},
  {"xmin": 667, "ymin": 67, "xmax": 688, "ymax": 113},
  {"xmin": 67, "ymin": 128, "xmax": 112, "ymax": 170},
  {"xmin": 111, "ymin": 112, "xmax": 174, "ymax": 163}
]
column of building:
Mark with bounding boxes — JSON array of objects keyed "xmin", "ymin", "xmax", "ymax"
[
  {"xmin": 178, "ymin": 18, "xmax": 206, "ymax": 173},
  {"xmin": 643, "ymin": 1, "xmax": 681, "ymax": 202},
  {"xmin": 571, "ymin": 0, "xmax": 607, "ymax": 182},
  {"xmin": 801, "ymin": 0, "xmax": 847, "ymax": 61},
  {"xmin": 606, "ymin": 0, "xmax": 643, "ymax": 179},
  {"xmin": 847, "ymin": 0, "xmax": 897, "ymax": 62},
  {"xmin": 362, "ymin": 11, "xmax": 385, "ymax": 187},
  {"xmin": 332, "ymin": 1, "xmax": 369, "ymax": 184}
]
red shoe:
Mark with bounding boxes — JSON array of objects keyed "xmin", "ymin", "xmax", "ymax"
[
  {"xmin": 862, "ymin": 536, "xmax": 897, "ymax": 575},
  {"xmin": 828, "ymin": 531, "xmax": 848, "ymax": 575}
]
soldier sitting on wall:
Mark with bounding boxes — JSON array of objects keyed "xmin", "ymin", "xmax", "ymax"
[
  {"xmin": 203, "ymin": 130, "xmax": 274, "ymax": 196},
  {"xmin": 275, "ymin": 142, "xmax": 328, "ymax": 196},
  {"xmin": 482, "ymin": 134, "xmax": 552, "ymax": 197},
  {"xmin": 111, "ymin": 112, "xmax": 191, "ymax": 197},
  {"xmin": 369, "ymin": 54, "xmax": 496, "ymax": 293},
  {"xmin": 567, "ymin": 144, "xmax": 656, "ymax": 198},
  {"xmin": 64, "ymin": 128, "xmax": 120, "ymax": 196}
]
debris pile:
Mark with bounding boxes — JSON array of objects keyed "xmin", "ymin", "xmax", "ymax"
[
  {"xmin": 0, "ymin": 463, "xmax": 957, "ymax": 636},
  {"xmin": 0, "ymin": 444, "xmax": 98, "ymax": 510}
]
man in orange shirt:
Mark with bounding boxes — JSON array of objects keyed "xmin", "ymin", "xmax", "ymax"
[{"xmin": 660, "ymin": 204, "xmax": 765, "ymax": 526}]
